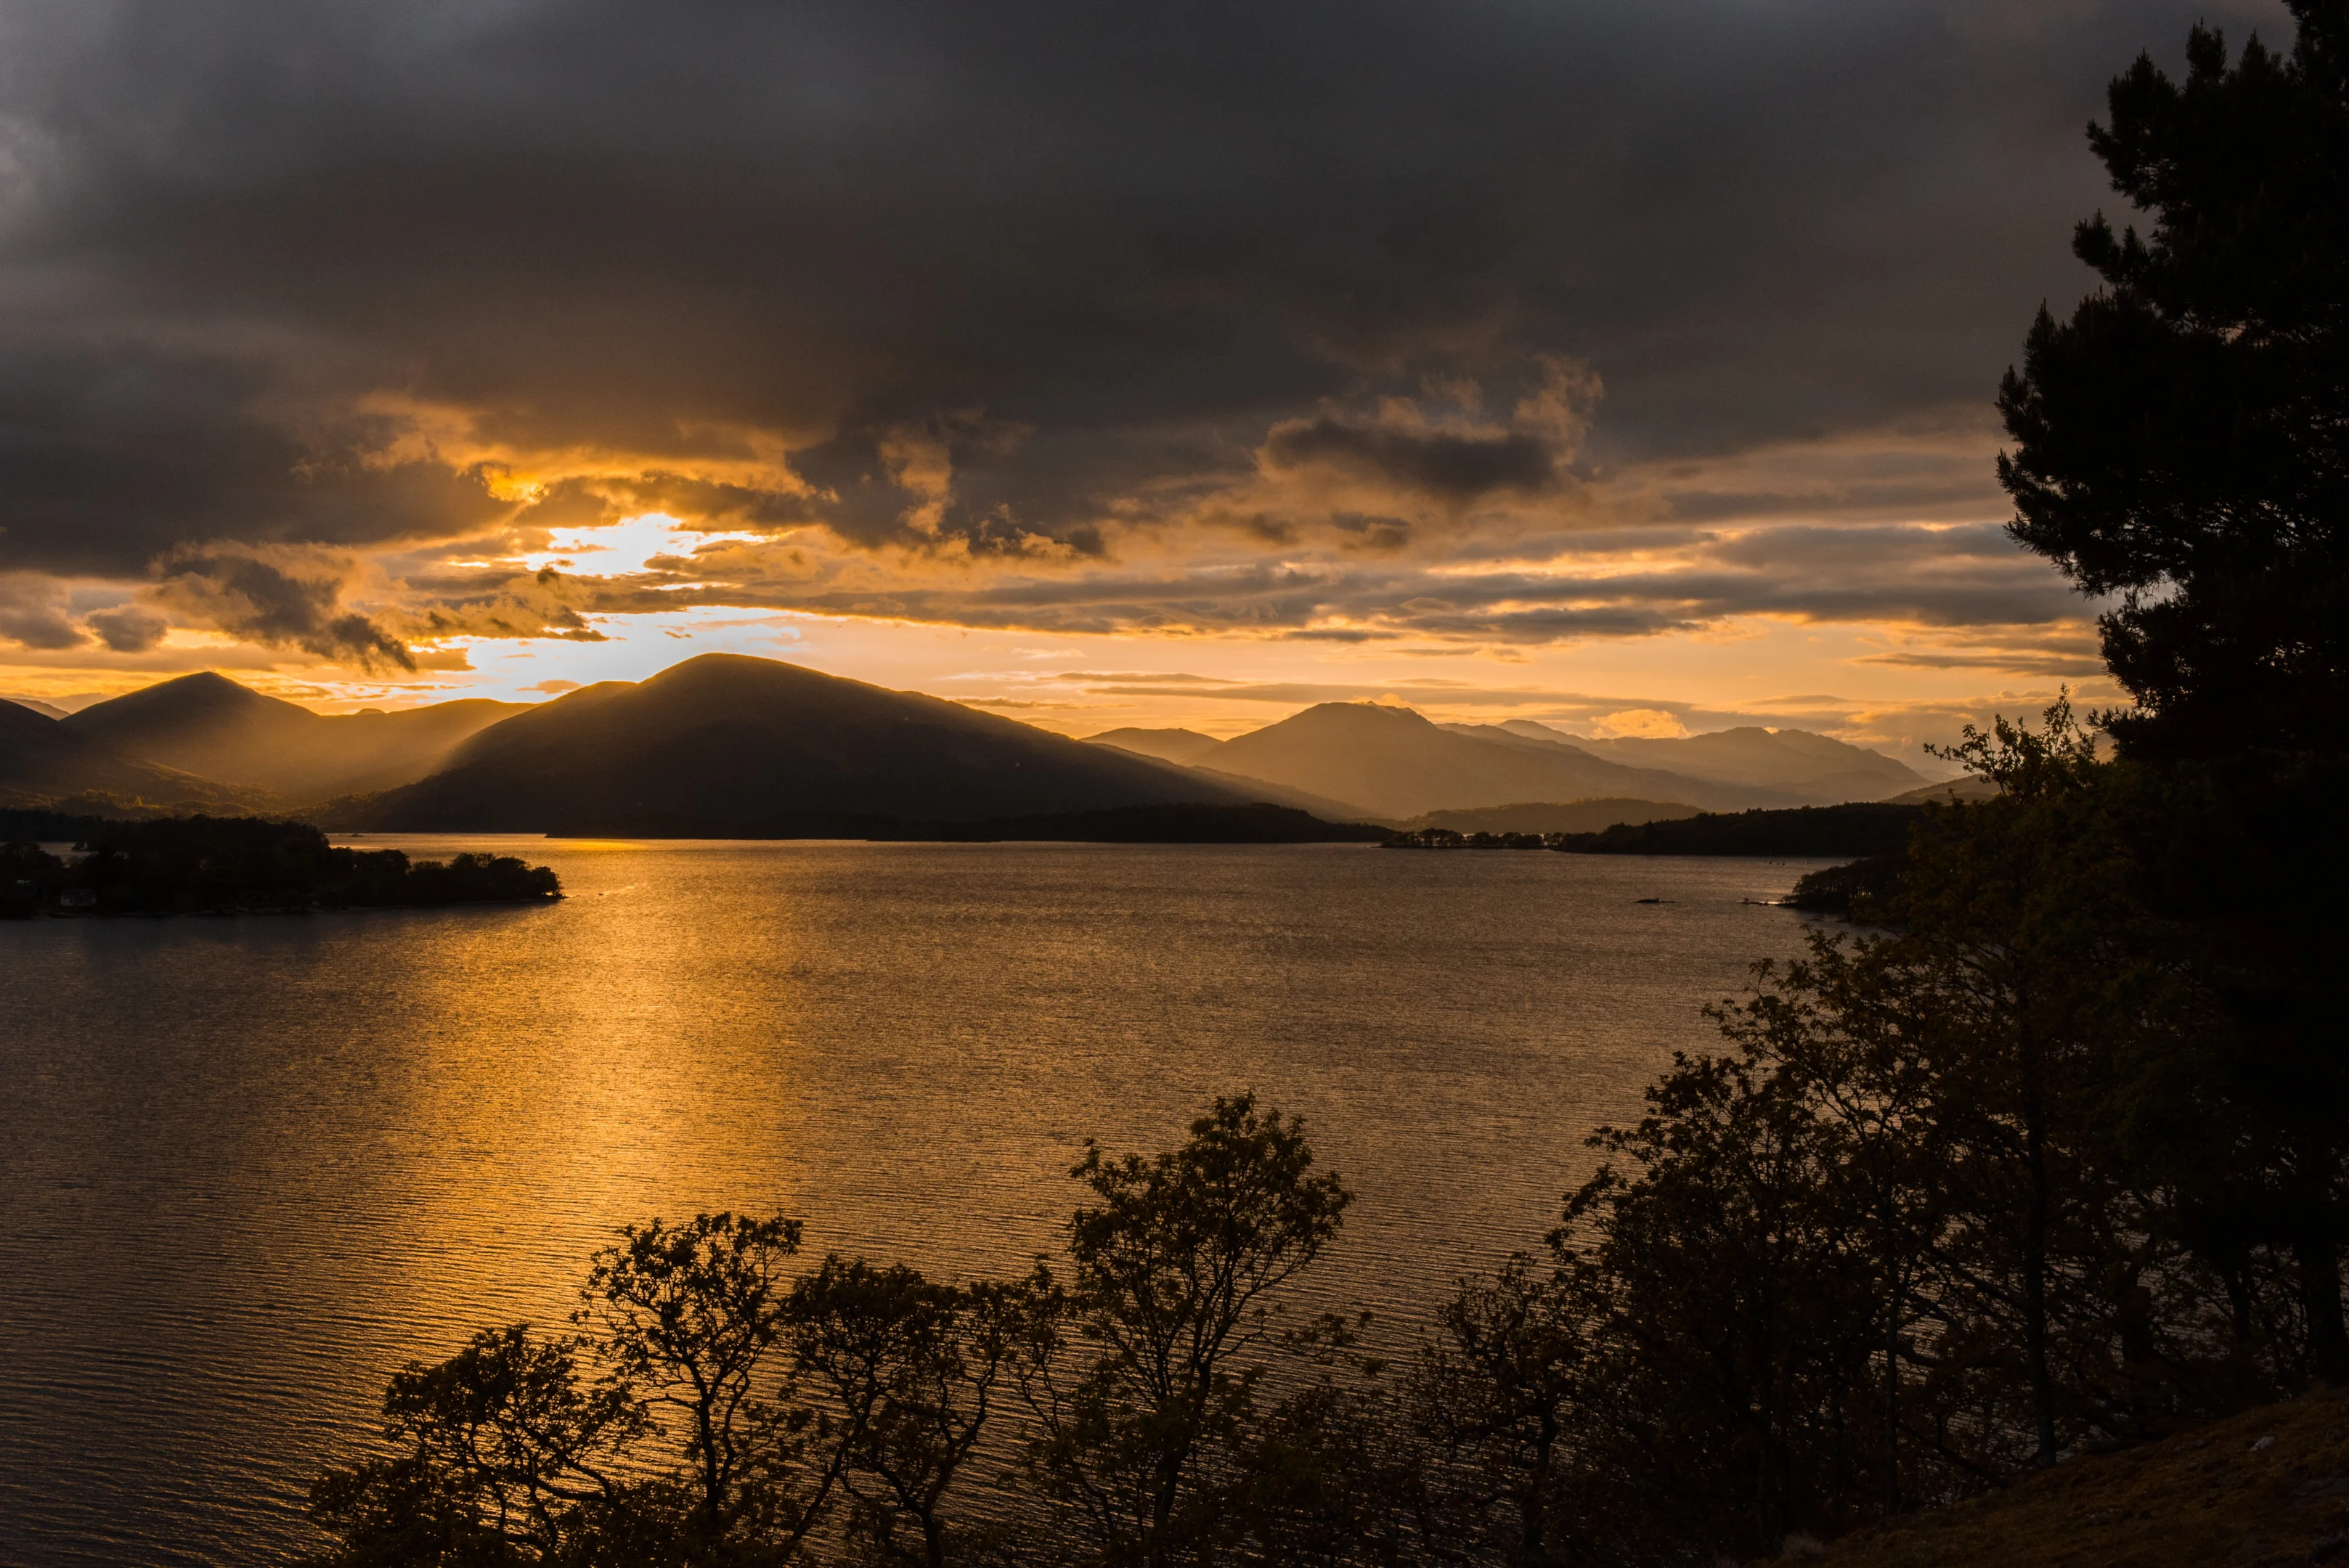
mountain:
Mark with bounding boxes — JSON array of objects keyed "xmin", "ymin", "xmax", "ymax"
[
  {"xmin": 1394, "ymin": 799, "xmax": 1705, "ymax": 836},
  {"xmin": 337, "ymin": 653, "xmax": 1279, "ymax": 833},
  {"xmin": 0, "ymin": 698, "xmax": 260, "ymax": 812},
  {"xmin": 3, "ymin": 696, "xmax": 71, "ymax": 720},
  {"xmin": 62, "ymin": 672, "xmax": 530, "ymax": 805},
  {"xmin": 1486, "ymin": 720, "xmax": 1928, "ymax": 801},
  {"xmin": 1204, "ymin": 703, "xmax": 1785, "ymax": 819},
  {"xmin": 1083, "ymin": 727, "xmax": 1227, "ymax": 767}
]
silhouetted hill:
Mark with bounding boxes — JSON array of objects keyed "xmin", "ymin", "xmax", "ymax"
[
  {"xmin": 334, "ymin": 654, "xmax": 1282, "ymax": 834},
  {"xmin": 3, "ymin": 695, "xmax": 71, "ymax": 720},
  {"xmin": 1205, "ymin": 702, "xmax": 1778, "ymax": 819},
  {"xmin": 1396, "ymin": 799, "xmax": 1705, "ymax": 836},
  {"xmin": 62, "ymin": 672, "xmax": 529, "ymax": 804},
  {"xmin": 1083, "ymin": 727, "xmax": 1227, "ymax": 766},
  {"xmin": 1485, "ymin": 720, "xmax": 1929, "ymax": 801},
  {"xmin": 0, "ymin": 698, "xmax": 262, "ymax": 812}
]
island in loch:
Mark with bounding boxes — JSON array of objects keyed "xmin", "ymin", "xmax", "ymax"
[{"xmin": 0, "ymin": 810, "xmax": 561, "ymax": 918}]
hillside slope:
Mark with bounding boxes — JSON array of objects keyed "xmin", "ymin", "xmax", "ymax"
[
  {"xmin": 1781, "ymin": 1385, "xmax": 2349, "ymax": 1567},
  {"xmin": 338, "ymin": 653, "xmax": 1273, "ymax": 833},
  {"xmin": 63, "ymin": 673, "xmax": 528, "ymax": 804}
]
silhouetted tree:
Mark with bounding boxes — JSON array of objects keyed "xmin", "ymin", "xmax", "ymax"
[
  {"xmin": 790, "ymin": 1258, "xmax": 1031, "ymax": 1567},
  {"xmin": 1015, "ymin": 1093, "xmax": 1353, "ymax": 1567},
  {"xmin": 1406, "ymin": 1254, "xmax": 1598, "ymax": 1566},
  {"xmin": 578, "ymin": 1213, "xmax": 846, "ymax": 1560},
  {"xmin": 1998, "ymin": 1, "xmax": 2349, "ymax": 759}
]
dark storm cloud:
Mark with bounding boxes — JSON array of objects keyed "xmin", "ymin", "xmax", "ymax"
[
  {"xmin": 1261, "ymin": 417, "xmax": 1560, "ymax": 499},
  {"xmin": 83, "ymin": 603, "xmax": 168, "ymax": 653},
  {"xmin": 152, "ymin": 550, "xmax": 416, "ymax": 669},
  {"xmin": 0, "ymin": 0, "xmax": 2283, "ymax": 576}
]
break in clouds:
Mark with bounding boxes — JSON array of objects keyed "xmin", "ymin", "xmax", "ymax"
[{"xmin": 0, "ymin": 0, "xmax": 2282, "ymax": 666}]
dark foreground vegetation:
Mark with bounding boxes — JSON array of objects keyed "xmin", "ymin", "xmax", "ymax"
[
  {"xmin": 312, "ymin": 7, "xmax": 2349, "ymax": 1564},
  {"xmin": 0, "ymin": 811, "xmax": 559, "ymax": 916}
]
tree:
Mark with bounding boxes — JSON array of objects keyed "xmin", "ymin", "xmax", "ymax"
[
  {"xmin": 1717, "ymin": 939, "xmax": 1964, "ymax": 1508},
  {"xmin": 1996, "ymin": 1, "xmax": 2349, "ymax": 758},
  {"xmin": 579, "ymin": 1212, "xmax": 847, "ymax": 1560},
  {"xmin": 1560, "ymin": 1042, "xmax": 1885, "ymax": 1562},
  {"xmin": 1899, "ymin": 701, "xmax": 2128, "ymax": 1467},
  {"xmin": 789, "ymin": 1258, "xmax": 1030, "ymax": 1567},
  {"xmin": 1017, "ymin": 1093, "xmax": 1353, "ymax": 1567}
]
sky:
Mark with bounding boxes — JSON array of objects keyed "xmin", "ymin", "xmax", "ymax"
[{"xmin": 0, "ymin": 0, "xmax": 2287, "ymax": 761}]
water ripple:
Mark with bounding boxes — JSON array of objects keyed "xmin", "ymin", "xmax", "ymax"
[{"xmin": 0, "ymin": 841, "xmax": 1828, "ymax": 1565}]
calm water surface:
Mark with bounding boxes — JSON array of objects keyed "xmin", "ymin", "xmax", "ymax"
[{"xmin": 0, "ymin": 840, "xmax": 1831, "ymax": 1565}]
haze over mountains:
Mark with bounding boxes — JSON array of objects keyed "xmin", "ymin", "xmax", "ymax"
[
  {"xmin": 0, "ymin": 697, "xmax": 260, "ymax": 812},
  {"xmin": 0, "ymin": 654, "xmax": 1940, "ymax": 835},
  {"xmin": 1484, "ymin": 719, "xmax": 1925, "ymax": 799},
  {"xmin": 62, "ymin": 674, "xmax": 528, "ymax": 806}
]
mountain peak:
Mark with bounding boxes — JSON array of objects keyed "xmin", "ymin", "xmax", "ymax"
[
  {"xmin": 1279, "ymin": 701, "xmax": 1439, "ymax": 731},
  {"xmin": 68, "ymin": 671, "xmax": 314, "ymax": 730}
]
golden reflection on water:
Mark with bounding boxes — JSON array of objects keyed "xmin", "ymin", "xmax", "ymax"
[{"xmin": 0, "ymin": 839, "xmax": 1831, "ymax": 1567}]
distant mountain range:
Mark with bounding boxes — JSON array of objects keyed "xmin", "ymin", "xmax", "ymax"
[
  {"xmin": 0, "ymin": 656, "xmax": 1950, "ymax": 837},
  {"xmin": 1080, "ymin": 703, "xmax": 1929, "ymax": 821},
  {"xmin": 1481, "ymin": 719, "xmax": 1926, "ymax": 802}
]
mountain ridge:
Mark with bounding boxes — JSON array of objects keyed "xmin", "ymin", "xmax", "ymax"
[{"xmin": 333, "ymin": 654, "xmax": 1283, "ymax": 834}]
